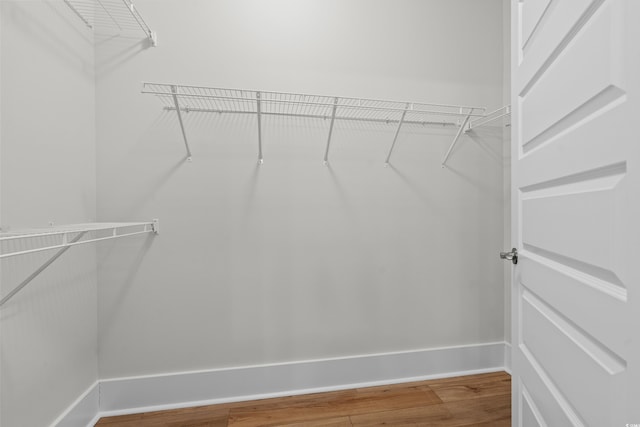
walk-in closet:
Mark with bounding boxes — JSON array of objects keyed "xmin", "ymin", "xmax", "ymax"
[{"xmin": 2, "ymin": 1, "xmax": 639, "ymax": 426}]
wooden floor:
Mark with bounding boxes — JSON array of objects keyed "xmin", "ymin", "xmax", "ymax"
[{"xmin": 96, "ymin": 371, "xmax": 511, "ymax": 427}]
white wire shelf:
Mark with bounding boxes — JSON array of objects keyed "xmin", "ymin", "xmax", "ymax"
[
  {"xmin": 439, "ymin": 105, "xmax": 511, "ymax": 167},
  {"xmin": 0, "ymin": 221, "xmax": 158, "ymax": 307},
  {"xmin": 467, "ymin": 105, "xmax": 511, "ymax": 131},
  {"xmin": 142, "ymin": 82, "xmax": 487, "ymax": 164},
  {"xmin": 0, "ymin": 221, "xmax": 158, "ymax": 259},
  {"xmin": 63, "ymin": 0, "xmax": 156, "ymax": 45}
]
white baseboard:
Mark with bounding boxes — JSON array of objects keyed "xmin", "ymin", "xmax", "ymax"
[
  {"xmin": 504, "ymin": 342, "xmax": 512, "ymax": 374},
  {"xmin": 98, "ymin": 342, "xmax": 506, "ymax": 417},
  {"xmin": 52, "ymin": 342, "xmax": 509, "ymax": 425},
  {"xmin": 50, "ymin": 382, "xmax": 99, "ymax": 427}
]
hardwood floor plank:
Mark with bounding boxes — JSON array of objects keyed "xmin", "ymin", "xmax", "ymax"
[
  {"xmin": 349, "ymin": 402, "xmax": 453, "ymax": 426},
  {"xmin": 95, "ymin": 414, "xmax": 145, "ymax": 425},
  {"xmin": 227, "ymin": 384, "xmax": 442, "ymax": 427},
  {"xmin": 428, "ymin": 372, "xmax": 511, "ymax": 403},
  {"xmin": 456, "ymin": 420, "xmax": 511, "ymax": 427},
  {"xmin": 441, "ymin": 394, "xmax": 511, "ymax": 426},
  {"xmin": 350, "ymin": 394, "xmax": 510, "ymax": 427},
  {"xmin": 426, "ymin": 371, "xmax": 509, "ymax": 385},
  {"xmin": 97, "ymin": 372, "xmax": 512, "ymax": 427},
  {"xmin": 278, "ymin": 416, "xmax": 353, "ymax": 427},
  {"xmin": 95, "ymin": 406, "xmax": 230, "ymax": 427}
]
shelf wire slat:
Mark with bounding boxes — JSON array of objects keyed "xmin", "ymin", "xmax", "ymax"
[
  {"xmin": 467, "ymin": 105, "xmax": 511, "ymax": 131},
  {"xmin": 63, "ymin": 0, "xmax": 157, "ymax": 46},
  {"xmin": 0, "ymin": 221, "xmax": 159, "ymax": 307},
  {"xmin": 0, "ymin": 221, "xmax": 158, "ymax": 259},
  {"xmin": 142, "ymin": 83, "xmax": 487, "ymax": 163},
  {"xmin": 441, "ymin": 105, "xmax": 512, "ymax": 167}
]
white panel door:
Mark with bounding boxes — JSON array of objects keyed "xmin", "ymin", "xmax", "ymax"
[{"xmin": 511, "ymin": 0, "xmax": 640, "ymax": 426}]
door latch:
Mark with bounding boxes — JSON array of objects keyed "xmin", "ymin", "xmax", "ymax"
[{"xmin": 500, "ymin": 248, "xmax": 518, "ymax": 264}]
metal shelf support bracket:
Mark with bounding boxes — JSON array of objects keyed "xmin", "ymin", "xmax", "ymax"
[
  {"xmin": 171, "ymin": 85, "xmax": 192, "ymax": 161},
  {"xmin": 0, "ymin": 221, "xmax": 158, "ymax": 308},
  {"xmin": 441, "ymin": 111, "xmax": 472, "ymax": 168},
  {"xmin": 385, "ymin": 103, "xmax": 410, "ymax": 165},
  {"xmin": 323, "ymin": 97, "xmax": 339, "ymax": 165},
  {"xmin": 0, "ymin": 232, "xmax": 87, "ymax": 308},
  {"xmin": 257, "ymin": 92, "xmax": 263, "ymax": 164},
  {"xmin": 466, "ymin": 105, "xmax": 511, "ymax": 132},
  {"xmin": 142, "ymin": 83, "xmax": 487, "ymax": 165}
]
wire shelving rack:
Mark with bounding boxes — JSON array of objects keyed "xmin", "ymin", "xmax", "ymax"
[
  {"xmin": 0, "ymin": 221, "xmax": 159, "ymax": 307},
  {"xmin": 63, "ymin": 0, "xmax": 156, "ymax": 45},
  {"xmin": 467, "ymin": 105, "xmax": 511, "ymax": 132},
  {"xmin": 142, "ymin": 83, "xmax": 488, "ymax": 165}
]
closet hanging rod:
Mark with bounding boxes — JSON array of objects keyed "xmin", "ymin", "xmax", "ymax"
[
  {"xmin": 160, "ymin": 102, "xmax": 485, "ymax": 119},
  {"xmin": 162, "ymin": 107, "xmax": 461, "ymax": 126}
]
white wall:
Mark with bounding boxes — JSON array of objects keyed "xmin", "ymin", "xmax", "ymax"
[
  {"xmin": 96, "ymin": 0, "xmax": 507, "ymax": 379},
  {"xmin": 0, "ymin": 1, "xmax": 98, "ymax": 426}
]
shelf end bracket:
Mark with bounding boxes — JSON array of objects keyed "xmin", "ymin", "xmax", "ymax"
[
  {"xmin": 323, "ymin": 97, "xmax": 339, "ymax": 165},
  {"xmin": 441, "ymin": 111, "xmax": 472, "ymax": 168},
  {"xmin": 170, "ymin": 85, "xmax": 192, "ymax": 160},
  {"xmin": 256, "ymin": 92, "xmax": 263, "ymax": 164},
  {"xmin": 149, "ymin": 31, "xmax": 158, "ymax": 47},
  {"xmin": 384, "ymin": 103, "xmax": 410, "ymax": 165}
]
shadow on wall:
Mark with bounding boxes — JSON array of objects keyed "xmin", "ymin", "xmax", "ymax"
[
  {"xmin": 4, "ymin": 1, "xmax": 93, "ymax": 75},
  {"xmin": 121, "ymin": 157, "xmax": 186, "ymax": 219},
  {"xmin": 0, "ymin": 247, "xmax": 96, "ymax": 322},
  {"xmin": 96, "ymin": 38, "xmax": 150, "ymax": 80},
  {"xmin": 97, "ymin": 234, "xmax": 155, "ymax": 332},
  {"xmin": 144, "ymin": 109, "xmax": 260, "ymax": 156},
  {"xmin": 465, "ymin": 127, "xmax": 504, "ymax": 165},
  {"xmin": 385, "ymin": 163, "xmax": 440, "ymax": 211},
  {"xmin": 239, "ymin": 162, "xmax": 262, "ymax": 229},
  {"xmin": 325, "ymin": 164, "xmax": 384, "ymax": 337}
]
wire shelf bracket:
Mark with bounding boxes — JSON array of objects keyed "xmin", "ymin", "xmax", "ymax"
[
  {"xmin": 440, "ymin": 105, "xmax": 512, "ymax": 167},
  {"xmin": 171, "ymin": 85, "xmax": 192, "ymax": 161},
  {"xmin": 384, "ymin": 103, "xmax": 410, "ymax": 165},
  {"xmin": 466, "ymin": 105, "xmax": 511, "ymax": 132},
  {"xmin": 256, "ymin": 92, "xmax": 264, "ymax": 164},
  {"xmin": 143, "ymin": 83, "xmax": 486, "ymax": 164},
  {"xmin": 63, "ymin": 0, "xmax": 157, "ymax": 46},
  {"xmin": 323, "ymin": 97, "xmax": 339, "ymax": 165},
  {"xmin": 441, "ymin": 111, "xmax": 473, "ymax": 168},
  {"xmin": 0, "ymin": 221, "xmax": 158, "ymax": 307}
]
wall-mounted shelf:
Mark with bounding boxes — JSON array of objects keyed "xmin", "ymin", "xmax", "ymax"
[
  {"xmin": 142, "ymin": 82, "xmax": 487, "ymax": 164},
  {"xmin": 63, "ymin": 0, "xmax": 157, "ymax": 46},
  {"xmin": 0, "ymin": 221, "xmax": 158, "ymax": 307},
  {"xmin": 440, "ymin": 105, "xmax": 511, "ymax": 167},
  {"xmin": 467, "ymin": 105, "xmax": 511, "ymax": 132},
  {"xmin": 0, "ymin": 221, "xmax": 158, "ymax": 259}
]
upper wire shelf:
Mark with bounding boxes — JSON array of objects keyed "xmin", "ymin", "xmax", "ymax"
[
  {"xmin": 63, "ymin": 0, "xmax": 157, "ymax": 45},
  {"xmin": 143, "ymin": 83, "xmax": 485, "ymax": 125},
  {"xmin": 142, "ymin": 82, "xmax": 487, "ymax": 164}
]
